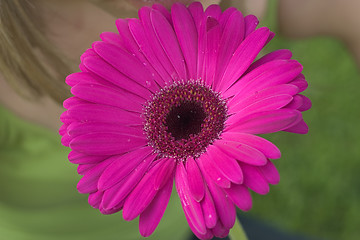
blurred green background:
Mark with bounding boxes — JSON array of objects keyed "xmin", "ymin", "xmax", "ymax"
[{"xmin": 246, "ymin": 3, "xmax": 360, "ymax": 240}]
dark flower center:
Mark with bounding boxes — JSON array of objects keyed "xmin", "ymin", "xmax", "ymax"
[
  {"xmin": 165, "ymin": 101, "xmax": 206, "ymax": 140},
  {"xmin": 143, "ymin": 81, "xmax": 227, "ymax": 160}
]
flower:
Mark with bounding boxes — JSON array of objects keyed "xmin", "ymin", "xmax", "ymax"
[{"xmin": 59, "ymin": 2, "xmax": 311, "ymax": 239}]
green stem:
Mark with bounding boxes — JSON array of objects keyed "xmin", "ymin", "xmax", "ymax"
[{"xmin": 228, "ymin": 217, "xmax": 249, "ymax": 240}]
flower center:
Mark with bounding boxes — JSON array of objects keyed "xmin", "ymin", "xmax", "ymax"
[
  {"xmin": 143, "ymin": 81, "xmax": 227, "ymax": 160},
  {"xmin": 165, "ymin": 101, "xmax": 206, "ymax": 141}
]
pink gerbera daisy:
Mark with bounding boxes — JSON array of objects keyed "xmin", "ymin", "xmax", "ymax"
[{"xmin": 59, "ymin": 2, "xmax": 311, "ymax": 239}]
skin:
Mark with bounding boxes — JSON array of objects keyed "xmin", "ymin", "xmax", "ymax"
[{"xmin": 0, "ymin": 0, "xmax": 359, "ymax": 131}]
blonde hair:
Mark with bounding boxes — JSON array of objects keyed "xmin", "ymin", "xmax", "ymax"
[{"xmin": 0, "ymin": 0, "xmax": 72, "ymax": 104}]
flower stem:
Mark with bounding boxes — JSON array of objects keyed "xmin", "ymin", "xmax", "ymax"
[{"xmin": 228, "ymin": 217, "xmax": 249, "ymax": 240}]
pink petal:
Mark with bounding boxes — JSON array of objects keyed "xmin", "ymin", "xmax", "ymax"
[
  {"xmin": 186, "ymin": 157, "xmax": 205, "ymax": 202},
  {"xmin": 102, "ymin": 201, "xmax": 125, "ymax": 215},
  {"xmin": 224, "ymin": 183, "xmax": 252, "ymax": 211},
  {"xmin": 215, "ymin": 140, "xmax": 267, "ymax": 166},
  {"xmin": 211, "ymin": 220, "xmax": 230, "ymax": 238},
  {"xmin": 99, "ymin": 205, "xmax": 123, "ymax": 215},
  {"xmin": 114, "ymin": 19, "xmax": 136, "ymax": 53},
  {"xmin": 66, "ymin": 72, "xmax": 122, "ymax": 91},
  {"xmin": 114, "ymin": 18, "xmax": 162, "ymax": 86},
  {"xmin": 77, "ymin": 163, "xmax": 96, "ymax": 175},
  {"xmin": 186, "ymin": 215, "xmax": 213, "ymax": 240},
  {"xmin": 123, "ymin": 158, "xmax": 174, "ymax": 221},
  {"xmin": 139, "ymin": 177, "xmax": 173, "ymax": 237},
  {"xmin": 204, "ymin": 17, "xmax": 222, "ymax": 86},
  {"xmin": 221, "ymin": 132, "xmax": 281, "ymax": 159},
  {"xmin": 67, "ymin": 103, "xmax": 142, "ymax": 125},
  {"xmin": 154, "ymin": 158, "xmax": 176, "ymax": 190},
  {"xmin": 209, "ymin": 145, "xmax": 244, "ymax": 184},
  {"xmin": 214, "ymin": 10, "xmax": 245, "ymax": 89},
  {"xmin": 138, "ymin": 7, "xmax": 178, "ymax": 81},
  {"xmin": 88, "ymin": 191, "xmax": 103, "ymax": 209},
  {"xmin": 61, "ymin": 134, "xmax": 71, "ymax": 147},
  {"xmin": 152, "ymin": 3, "xmax": 172, "ymax": 24},
  {"xmin": 101, "ymin": 154, "xmax": 155, "ymax": 210},
  {"xmin": 67, "ymin": 122, "xmax": 143, "ymax": 139},
  {"xmin": 60, "ymin": 122, "xmax": 70, "ymax": 136},
  {"xmin": 224, "ymin": 59, "xmax": 302, "ymax": 99},
  {"xmin": 59, "ymin": 122, "xmax": 69, "ymax": 135},
  {"xmin": 60, "ymin": 111, "xmax": 72, "ymax": 124},
  {"xmin": 283, "ymin": 119, "xmax": 309, "ymax": 134},
  {"xmin": 285, "ymin": 94, "xmax": 303, "ymax": 109},
  {"xmin": 290, "ymin": 76, "xmax": 308, "ymax": 93},
  {"xmin": 93, "ymin": 41, "xmax": 157, "ymax": 92},
  {"xmin": 127, "ymin": 18, "xmax": 168, "ymax": 86},
  {"xmin": 217, "ymin": 27, "xmax": 270, "ymax": 92},
  {"xmin": 219, "ymin": 7, "xmax": 237, "ymax": 29},
  {"xmin": 78, "ymin": 62, "xmax": 88, "ymax": 72},
  {"xmin": 115, "ymin": 19, "xmax": 136, "ymax": 51},
  {"xmin": 258, "ymin": 160, "xmax": 280, "ymax": 185},
  {"xmin": 241, "ymin": 163, "xmax": 269, "ymax": 195},
  {"xmin": 224, "ymin": 59, "xmax": 290, "ymax": 98},
  {"xmin": 201, "ymin": 187, "xmax": 218, "ymax": 229},
  {"xmin": 298, "ymin": 94, "xmax": 312, "ymax": 111},
  {"xmin": 204, "ymin": 174, "xmax": 236, "ymax": 229},
  {"xmin": 82, "ymin": 56, "xmax": 151, "ymax": 98},
  {"xmin": 228, "ymin": 94, "xmax": 293, "ymax": 124},
  {"xmin": 71, "ymin": 83, "xmax": 144, "ymax": 112},
  {"xmin": 65, "ymin": 72, "xmax": 84, "ymax": 87},
  {"xmin": 196, "ymin": 16, "xmax": 207, "ymax": 80},
  {"xmin": 197, "ymin": 153, "xmax": 231, "ymax": 188},
  {"xmin": 188, "ymin": 2, "xmax": 204, "ymax": 34},
  {"xmin": 99, "ymin": 196, "xmax": 125, "ymax": 214},
  {"xmin": 98, "ymin": 147, "xmax": 153, "ymax": 190},
  {"xmin": 240, "ymin": 60, "xmax": 303, "ymax": 99},
  {"xmin": 172, "ymin": 3, "xmax": 198, "ymax": 79},
  {"xmin": 68, "ymin": 150, "xmax": 107, "ymax": 164},
  {"xmin": 76, "ymin": 157, "xmax": 116, "ymax": 194},
  {"xmin": 59, "ymin": 123, "xmax": 68, "ymax": 136},
  {"xmin": 63, "ymin": 96, "xmax": 88, "ymax": 110},
  {"xmin": 99, "ymin": 32, "xmax": 123, "ymax": 47},
  {"xmin": 80, "ymin": 48, "xmax": 97, "ymax": 62},
  {"xmin": 151, "ymin": 9, "xmax": 187, "ymax": 81},
  {"xmin": 245, "ymin": 49, "xmax": 293, "ymax": 74},
  {"xmin": 205, "ymin": 16, "xmax": 219, "ymax": 30},
  {"xmin": 205, "ymin": 4, "xmax": 222, "ymax": 20},
  {"xmin": 229, "ymin": 109, "xmax": 302, "ymax": 134},
  {"xmin": 265, "ymin": 31, "xmax": 275, "ymax": 46},
  {"xmin": 69, "ymin": 132, "xmax": 147, "ymax": 155},
  {"xmin": 244, "ymin": 15, "xmax": 259, "ymax": 37},
  {"xmin": 229, "ymin": 84, "xmax": 299, "ymax": 112},
  {"xmin": 175, "ymin": 162, "xmax": 207, "ymax": 235}
]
